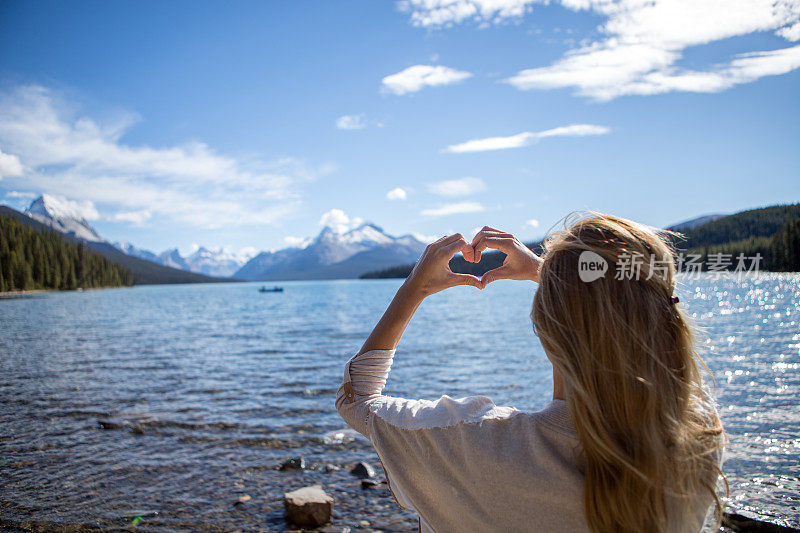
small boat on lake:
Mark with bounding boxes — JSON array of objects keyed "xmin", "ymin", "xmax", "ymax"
[{"xmin": 259, "ymin": 285, "xmax": 284, "ymax": 293}]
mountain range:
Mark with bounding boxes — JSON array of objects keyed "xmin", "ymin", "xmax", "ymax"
[
  {"xmin": 8, "ymin": 194, "xmax": 428, "ymax": 282},
  {"xmin": 113, "ymin": 241, "xmax": 253, "ymax": 278}
]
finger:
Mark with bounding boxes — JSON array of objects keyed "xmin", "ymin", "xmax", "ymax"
[
  {"xmin": 471, "ymin": 228, "xmax": 503, "ymax": 247},
  {"xmin": 473, "ymin": 235, "xmax": 516, "ymax": 256},
  {"xmin": 449, "ymin": 272, "xmax": 483, "ymax": 289},
  {"xmin": 429, "ymin": 233, "xmax": 462, "ymax": 256},
  {"xmin": 481, "ymin": 264, "xmax": 514, "ymax": 286},
  {"xmin": 441, "ymin": 235, "xmax": 472, "ymax": 260},
  {"xmin": 470, "ymin": 230, "xmax": 513, "ymax": 256}
]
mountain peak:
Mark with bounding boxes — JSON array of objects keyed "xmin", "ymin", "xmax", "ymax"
[{"xmin": 24, "ymin": 194, "xmax": 104, "ymax": 242}]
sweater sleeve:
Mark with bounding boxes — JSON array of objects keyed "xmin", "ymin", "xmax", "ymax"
[{"xmin": 335, "ymin": 349, "xmax": 395, "ymax": 438}]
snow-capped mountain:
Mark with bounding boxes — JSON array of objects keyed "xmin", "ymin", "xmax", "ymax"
[
  {"xmin": 235, "ymin": 223, "xmax": 427, "ymax": 281},
  {"xmin": 114, "ymin": 241, "xmax": 160, "ymax": 263},
  {"xmin": 113, "ymin": 244, "xmax": 253, "ymax": 278},
  {"xmin": 158, "ymin": 248, "xmax": 190, "ymax": 271},
  {"xmin": 182, "ymin": 246, "xmax": 253, "ymax": 278},
  {"xmin": 25, "ymin": 194, "xmax": 104, "ymax": 242}
]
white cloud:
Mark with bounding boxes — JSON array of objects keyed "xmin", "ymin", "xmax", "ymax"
[
  {"xmin": 319, "ymin": 208, "xmax": 364, "ymax": 233},
  {"xmin": 444, "ymin": 124, "xmax": 610, "ymax": 153},
  {"xmin": 336, "ymin": 114, "xmax": 366, "ymax": 130},
  {"xmin": 382, "ymin": 65, "xmax": 472, "ymax": 95},
  {"xmin": 400, "ymin": 0, "xmax": 800, "ymax": 100},
  {"xmin": 0, "ymin": 148, "xmax": 24, "ymax": 179},
  {"xmin": 525, "ymin": 218, "xmax": 540, "ymax": 228},
  {"xmin": 386, "ymin": 187, "xmax": 408, "ymax": 200},
  {"xmin": 421, "ymin": 201, "xmax": 485, "ymax": 216},
  {"xmin": 112, "ymin": 210, "xmax": 152, "ymax": 225},
  {"xmin": 428, "ymin": 177, "xmax": 486, "ymax": 196},
  {"xmin": 0, "ymin": 85, "xmax": 331, "ymax": 229}
]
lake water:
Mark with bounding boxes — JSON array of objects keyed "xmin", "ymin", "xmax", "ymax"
[{"xmin": 1, "ymin": 274, "xmax": 798, "ymax": 531}]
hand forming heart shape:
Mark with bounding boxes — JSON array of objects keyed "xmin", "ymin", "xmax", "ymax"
[{"xmin": 404, "ymin": 226, "xmax": 543, "ymax": 297}]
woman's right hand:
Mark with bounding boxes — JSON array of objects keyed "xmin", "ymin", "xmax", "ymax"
[{"xmin": 471, "ymin": 226, "xmax": 543, "ymax": 285}]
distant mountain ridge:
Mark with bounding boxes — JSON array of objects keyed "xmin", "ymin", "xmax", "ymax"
[
  {"xmin": 667, "ymin": 214, "xmax": 726, "ymax": 233},
  {"xmin": 113, "ymin": 243, "xmax": 255, "ymax": 278}
]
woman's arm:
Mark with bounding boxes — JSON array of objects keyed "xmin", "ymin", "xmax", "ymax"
[
  {"xmin": 357, "ymin": 233, "xmax": 481, "ymax": 355},
  {"xmin": 336, "ymin": 234, "xmax": 480, "ymax": 435},
  {"xmin": 336, "ymin": 229, "xmax": 542, "ymax": 436}
]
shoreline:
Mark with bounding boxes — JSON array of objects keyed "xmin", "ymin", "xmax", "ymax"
[{"xmin": 0, "ymin": 286, "xmax": 129, "ymax": 299}]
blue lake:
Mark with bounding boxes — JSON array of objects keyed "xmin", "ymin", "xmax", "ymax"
[{"xmin": 1, "ymin": 274, "xmax": 798, "ymax": 530}]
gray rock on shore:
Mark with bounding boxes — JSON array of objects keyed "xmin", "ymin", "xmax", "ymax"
[
  {"xmin": 284, "ymin": 485, "xmax": 333, "ymax": 527},
  {"xmin": 350, "ymin": 461, "xmax": 375, "ymax": 479}
]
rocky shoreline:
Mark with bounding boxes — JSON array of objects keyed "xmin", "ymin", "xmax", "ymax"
[{"xmin": 2, "ymin": 448, "xmax": 798, "ymax": 532}]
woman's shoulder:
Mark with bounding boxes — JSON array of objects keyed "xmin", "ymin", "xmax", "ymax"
[
  {"xmin": 366, "ymin": 394, "xmax": 578, "ymax": 439},
  {"xmin": 366, "ymin": 393, "xmax": 520, "ymax": 432}
]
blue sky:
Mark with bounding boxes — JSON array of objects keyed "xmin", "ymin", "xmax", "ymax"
[{"xmin": 0, "ymin": 0, "xmax": 798, "ymax": 257}]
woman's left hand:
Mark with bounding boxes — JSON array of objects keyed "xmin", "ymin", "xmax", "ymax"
[{"xmin": 403, "ymin": 233, "xmax": 482, "ymax": 298}]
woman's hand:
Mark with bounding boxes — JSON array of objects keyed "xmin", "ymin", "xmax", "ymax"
[
  {"xmin": 471, "ymin": 226, "xmax": 543, "ymax": 285},
  {"xmin": 403, "ymin": 233, "xmax": 482, "ymax": 298}
]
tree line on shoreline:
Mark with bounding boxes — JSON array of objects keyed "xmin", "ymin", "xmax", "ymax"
[
  {"xmin": 0, "ymin": 214, "xmax": 133, "ymax": 292},
  {"xmin": 361, "ymin": 204, "xmax": 800, "ymax": 279}
]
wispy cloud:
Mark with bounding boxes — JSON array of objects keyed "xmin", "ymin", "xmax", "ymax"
[
  {"xmin": 525, "ymin": 218, "xmax": 539, "ymax": 228},
  {"xmin": 0, "ymin": 85, "xmax": 332, "ymax": 228},
  {"xmin": 444, "ymin": 124, "xmax": 610, "ymax": 153},
  {"xmin": 336, "ymin": 114, "xmax": 366, "ymax": 130},
  {"xmin": 398, "ymin": 0, "xmax": 537, "ymax": 28},
  {"xmin": 399, "ymin": 0, "xmax": 800, "ymax": 100},
  {"xmin": 382, "ymin": 65, "xmax": 472, "ymax": 95},
  {"xmin": 386, "ymin": 187, "xmax": 408, "ymax": 200},
  {"xmin": 4, "ymin": 190, "xmax": 36, "ymax": 199},
  {"xmin": 507, "ymin": 1, "xmax": 800, "ymax": 100},
  {"xmin": 421, "ymin": 201, "xmax": 485, "ymax": 216},
  {"xmin": 112, "ymin": 210, "xmax": 152, "ymax": 225},
  {"xmin": 427, "ymin": 177, "xmax": 486, "ymax": 196}
]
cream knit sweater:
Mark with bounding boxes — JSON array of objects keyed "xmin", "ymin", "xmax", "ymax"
[{"xmin": 335, "ymin": 349, "xmax": 718, "ymax": 533}]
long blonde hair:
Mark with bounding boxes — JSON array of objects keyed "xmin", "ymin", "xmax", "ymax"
[{"xmin": 531, "ymin": 212, "xmax": 726, "ymax": 532}]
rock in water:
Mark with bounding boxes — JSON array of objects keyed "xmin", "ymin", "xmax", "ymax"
[
  {"xmin": 283, "ymin": 485, "xmax": 333, "ymax": 527},
  {"xmin": 361, "ymin": 479, "xmax": 381, "ymax": 489},
  {"xmin": 350, "ymin": 461, "xmax": 375, "ymax": 479},
  {"xmin": 279, "ymin": 457, "xmax": 306, "ymax": 471}
]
